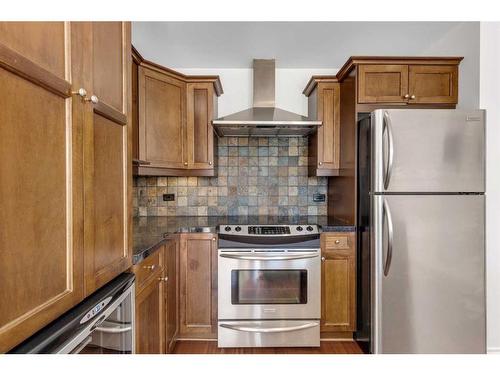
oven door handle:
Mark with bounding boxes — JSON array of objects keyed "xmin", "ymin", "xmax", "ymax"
[
  {"xmin": 219, "ymin": 253, "xmax": 319, "ymax": 261},
  {"xmin": 220, "ymin": 321, "xmax": 319, "ymax": 333}
]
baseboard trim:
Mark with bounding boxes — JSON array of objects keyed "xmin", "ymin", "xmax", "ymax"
[{"xmin": 176, "ymin": 338, "xmax": 217, "ymax": 342}]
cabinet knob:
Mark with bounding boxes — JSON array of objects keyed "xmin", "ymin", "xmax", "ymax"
[
  {"xmin": 143, "ymin": 264, "xmax": 155, "ymax": 271},
  {"xmin": 404, "ymin": 94, "xmax": 410, "ymax": 99},
  {"xmin": 318, "ymin": 162, "xmax": 322, "ymax": 166},
  {"xmin": 335, "ymin": 240, "xmax": 340, "ymax": 244},
  {"xmin": 158, "ymin": 276, "xmax": 168, "ymax": 282},
  {"xmin": 209, "ymin": 161, "xmax": 212, "ymax": 165},
  {"xmin": 84, "ymin": 94, "xmax": 99, "ymax": 104},
  {"xmin": 212, "ymin": 237, "xmax": 216, "ymax": 241},
  {"xmin": 72, "ymin": 88, "xmax": 88, "ymax": 98},
  {"xmin": 184, "ymin": 162, "xmax": 188, "ymax": 166},
  {"xmin": 321, "ymin": 256, "xmax": 325, "ymax": 262},
  {"xmin": 410, "ymin": 95, "xmax": 416, "ymax": 100}
]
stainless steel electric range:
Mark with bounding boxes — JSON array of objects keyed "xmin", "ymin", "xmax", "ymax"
[{"xmin": 217, "ymin": 224, "xmax": 321, "ymax": 348}]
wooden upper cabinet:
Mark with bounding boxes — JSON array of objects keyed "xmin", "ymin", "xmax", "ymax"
[
  {"xmin": 178, "ymin": 233, "xmax": 217, "ymax": 339},
  {"xmin": 304, "ymin": 78, "xmax": 340, "ymax": 176},
  {"xmin": 139, "ymin": 66, "xmax": 187, "ymax": 170},
  {"xmin": 186, "ymin": 82, "xmax": 216, "ymax": 170},
  {"xmin": 335, "ymin": 57, "xmax": 463, "ymax": 107},
  {"xmin": 408, "ymin": 64, "xmax": 458, "ymax": 104},
  {"xmin": 83, "ymin": 22, "xmax": 132, "ymax": 295},
  {"xmin": 133, "ymin": 50, "xmax": 222, "ymax": 176},
  {"xmin": 0, "ymin": 22, "xmax": 83, "ymax": 352},
  {"xmin": 358, "ymin": 64, "xmax": 408, "ymax": 103}
]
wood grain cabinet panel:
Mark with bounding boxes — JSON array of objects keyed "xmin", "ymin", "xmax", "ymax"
[
  {"xmin": 135, "ymin": 270, "xmax": 165, "ymax": 354},
  {"xmin": 358, "ymin": 64, "xmax": 408, "ymax": 103},
  {"xmin": 321, "ymin": 233, "xmax": 356, "ymax": 334},
  {"xmin": 0, "ymin": 22, "xmax": 84, "ymax": 353},
  {"xmin": 179, "ymin": 233, "xmax": 217, "ymax": 339},
  {"xmin": 305, "ymin": 79, "xmax": 341, "ymax": 176},
  {"xmin": 187, "ymin": 82, "xmax": 216, "ymax": 170},
  {"xmin": 84, "ymin": 22, "xmax": 132, "ymax": 295},
  {"xmin": 408, "ymin": 65, "xmax": 458, "ymax": 104},
  {"xmin": 139, "ymin": 67, "xmax": 187, "ymax": 170},
  {"xmin": 164, "ymin": 238, "xmax": 178, "ymax": 353}
]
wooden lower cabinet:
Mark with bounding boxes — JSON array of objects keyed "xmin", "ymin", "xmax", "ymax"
[
  {"xmin": 135, "ymin": 268, "xmax": 165, "ymax": 354},
  {"xmin": 320, "ymin": 232, "xmax": 356, "ymax": 336},
  {"xmin": 178, "ymin": 233, "xmax": 218, "ymax": 339},
  {"xmin": 165, "ymin": 238, "xmax": 178, "ymax": 353},
  {"xmin": 132, "ymin": 238, "xmax": 178, "ymax": 354}
]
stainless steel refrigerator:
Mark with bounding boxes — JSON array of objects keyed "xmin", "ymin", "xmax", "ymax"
[{"xmin": 356, "ymin": 109, "xmax": 486, "ymax": 354}]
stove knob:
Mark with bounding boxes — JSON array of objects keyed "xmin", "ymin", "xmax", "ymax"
[
  {"xmin": 306, "ymin": 226, "xmax": 314, "ymax": 232},
  {"xmin": 235, "ymin": 226, "xmax": 242, "ymax": 232},
  {"xmin": 296, "ymin": 226, "xmax": 303, "ymax": 232},
  {"xmin": 224, "ymin": 226, "xmax": 231, "ymax": 232}
]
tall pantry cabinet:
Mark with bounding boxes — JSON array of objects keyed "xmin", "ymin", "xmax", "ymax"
[{"xmin": 0, "ymin": 22, "xmax": 132, "ymax": 353}]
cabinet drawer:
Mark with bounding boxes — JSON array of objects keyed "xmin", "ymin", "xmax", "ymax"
[
  {"xmin": 324, "ymin": 235, "xmax": 351, "ymax": 250},
  {"xmin": 133, "ymin": 247, "xmax": 164, "ymax": 288}
]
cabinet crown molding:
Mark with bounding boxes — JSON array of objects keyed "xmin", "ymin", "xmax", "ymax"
[{"xmin": 132, "ymin": 45, "xmax": 223, "ymax": 96}]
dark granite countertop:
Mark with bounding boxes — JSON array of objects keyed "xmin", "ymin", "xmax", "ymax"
[{"xmin": 133, "ymin": 216, "xmax": 355, "ymax": 264}]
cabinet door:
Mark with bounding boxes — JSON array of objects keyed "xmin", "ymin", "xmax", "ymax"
[
  {"xmin": 316, "ymin": 82, "xmax": 340, "ymax": 174},
  {"xmin": 0, "ymin": 22, "xmax": 84, "ymax": 352},
  {"xmin": 358, "ymin": 64, "xmax": 408, "ymax": 103},
  {"xmin": 136, "ymin": 275, "xmax": 165, "ymax": 354},
  {"xmin": 179, "ymin": 234, "xmax": 217, "ymax": 339},
  {"xmin": 408, "ymin": 65, "xmax": 458, "ymax": 104},
  {"xmin": 83, "ymin": 22, "xmax": 132, "ymax": 295},
  {"xmin": 165, "ymin": 239, "xmax": 178, "ymax": 353},
  {"xmin": 321, "ymin": 233, "xmax": 356, "ymax": 333},
  {"xmin": 139, "ymin": 66, "xmax": 187, "ymax": 169},
  {"xmin": 186, "ymin": 82, "xmax": 215, "ymax": 170}
]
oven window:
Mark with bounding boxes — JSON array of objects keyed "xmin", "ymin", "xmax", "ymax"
[{"xmin": 231, "ymin": 270, "xmax": 307, "ymax": 304}]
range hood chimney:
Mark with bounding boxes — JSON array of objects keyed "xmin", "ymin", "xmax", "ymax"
[{"xmin": 212, "ymin": 59, "xmax": 322, "ymax": 137}]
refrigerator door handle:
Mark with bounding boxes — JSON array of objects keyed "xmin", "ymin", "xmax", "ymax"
[
  {"xmin": 383, "ymin": 111, "xmax": 394, "ymax": 190},
  {"xmin": 383, "ymin": 198, "xmax": 394, "ymax": 277}
]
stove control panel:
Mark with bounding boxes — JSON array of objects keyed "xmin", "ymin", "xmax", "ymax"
[{"xmin": 218, "ymin": 224, "xmax": 320, "ymax": 236}]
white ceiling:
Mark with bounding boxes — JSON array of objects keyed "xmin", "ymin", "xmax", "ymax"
[{"xmin": 132, "ymin": 22, "xmax": 479, "ymax": 68}]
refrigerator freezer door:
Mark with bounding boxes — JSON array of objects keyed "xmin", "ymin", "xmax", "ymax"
[
  {"xmin": 372, "ymin": 109, "xmax": 485, "ymax": 193},
  {"xmin": 372, "ymin": 194, "xmax": 485, "ymax": 354}
]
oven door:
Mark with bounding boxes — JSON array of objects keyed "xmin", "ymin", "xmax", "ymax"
[{"xmin": 218, "ymin": 249, "xmax": 321, "ymax": 320}]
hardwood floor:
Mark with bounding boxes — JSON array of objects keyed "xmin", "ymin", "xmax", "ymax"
[{"xmin": 173, "ymin": 340, "xmax": 364, "ymax": 354}]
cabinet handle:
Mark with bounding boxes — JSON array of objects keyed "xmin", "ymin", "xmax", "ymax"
[
  {"xmin": 209, "ymin": 161, "xmax": 212, "ymax": 165},
  {"xmin": 184, "ymin": 162, "xmax": 188, "ymax": 166},
  {"xmin": 133, "ymin": 159, "xmax": 151, "ymax": 166},
  {"xmin": 72, "ymin": 88, "xmax": 88, "ymax": 98},
  {"xmin": 85, "ymin": 95, "xmax": 99, "ymax": 104},
  {"xmin": 410, "ymin": 95, "xmax": 416, "ymax": 100},
  {"xmin": 321, "ymin": 256, "xmax": 325, "ymax": 262},
  {"xmin": 334, "ymin": 240, "xmax": 340, "ymax": 244},
  {"xmin": 212, "ymin": 237, "xmax": 216, "ymax": 241},
  {"xmin": 158, "ymin": 276, "xmax": 168, "ymax": 282},
  {"xmin": 318, "ymin": 162, "xmax": 322, "ymax": 166},
  {"xmin": 143, "ymin": 264, "xmax": 156, "ymax": 271},
  {"xmin": 404, "ymin": 94, "xmax": 410, "ymax": 99}
]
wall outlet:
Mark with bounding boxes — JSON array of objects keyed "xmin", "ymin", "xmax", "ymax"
[
  {"xmin": 163, "ymin": 194, "xmax": 175, "ymax": 201},
  {"xmin": 313, "ymin": 193, "xmax": 326, "ymax": 203}
]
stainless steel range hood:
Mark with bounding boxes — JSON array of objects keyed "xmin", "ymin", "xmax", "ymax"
[{"xmin": 212, "ymin": 59, "xmax": 322, "ymax": 137}]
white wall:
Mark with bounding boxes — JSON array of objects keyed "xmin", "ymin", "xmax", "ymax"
[
  {"xmin": 175, "ymin": 68, "xmax": 337, "ymax": 117},
  {"xmin": 480, "ymin": 22, "xmax": 500, "ymax": 354}
]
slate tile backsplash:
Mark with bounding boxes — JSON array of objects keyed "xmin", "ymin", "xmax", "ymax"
[{"xmin": 133, "ymin": 137, "xmax": 328, "ymax": 217}]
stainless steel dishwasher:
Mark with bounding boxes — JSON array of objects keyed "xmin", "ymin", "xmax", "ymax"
[{"xmin": 10, "ymin": 273, "xmax": 135, "ymax": 354}]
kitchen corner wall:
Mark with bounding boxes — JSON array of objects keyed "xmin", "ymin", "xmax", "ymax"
[{"xmin": 133, "ymin": 136, "xmax": 328, "ymax": 217}]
